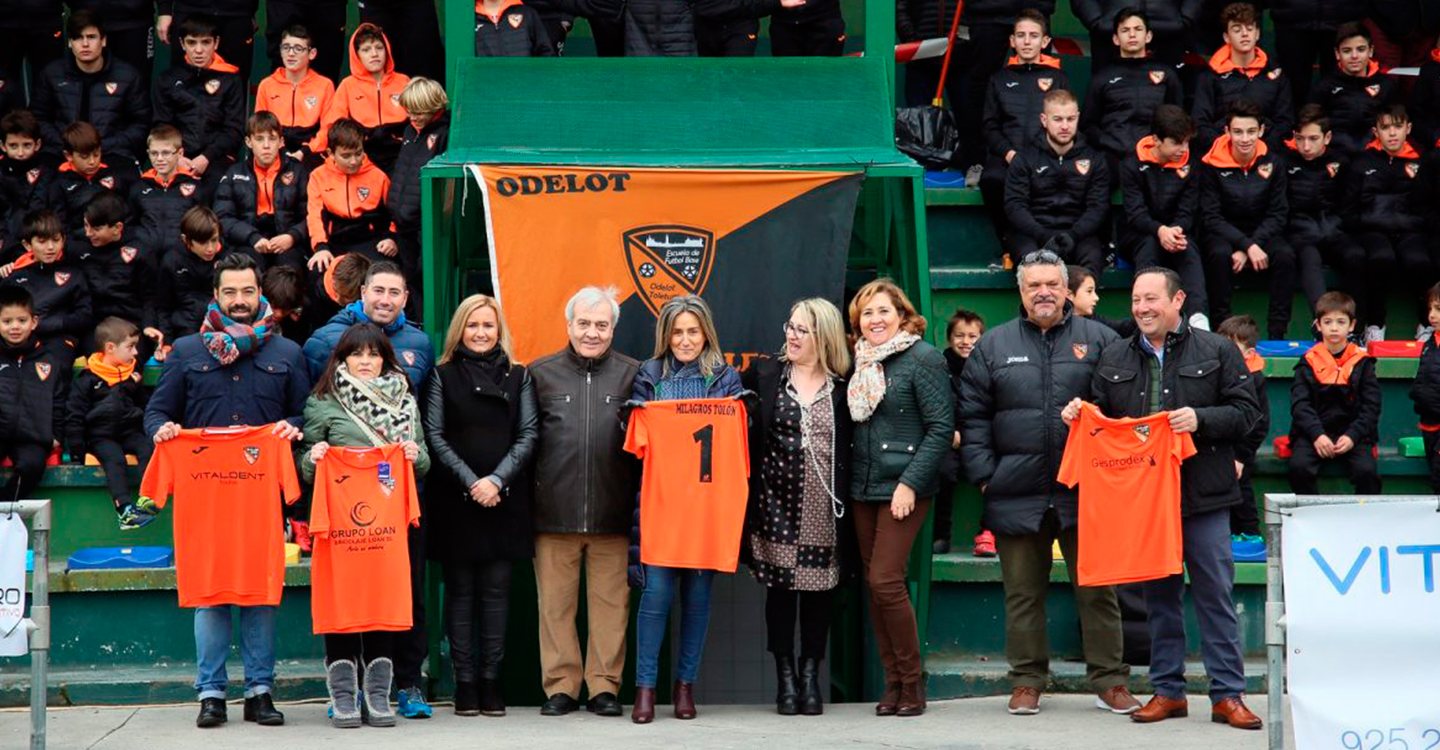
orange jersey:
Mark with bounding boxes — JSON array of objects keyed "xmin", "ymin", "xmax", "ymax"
[
  {"xmin": 1057, "ymin": 403, "xmax": 1196, "ymax": 586},
  {"xmin": 314, "ymin": 23, "xmax": 410, "ymax": 153},
  {"xmin": 305, "ymin": 155, "xmax": 392, "ymax": 251},
  {"xmin": 139, "ymin": 425, "xmax": 301, "ymax": 607},
  {"xmin": 309, "ymin": 444, "xmax": 421, "ymax": 634},
  {"xmin": 624, "ymin": 398, "xmax": 750, "ymax": 572},
  {"xmin": 255, "ymin": 67, "xmax": 336, "ymax": 150}
]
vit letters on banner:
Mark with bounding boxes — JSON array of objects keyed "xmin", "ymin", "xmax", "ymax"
[
  {"xmin": 1282, "ymin": 500, "xmax": 1440, "ymax": 749},
  {"xmin": 0, "ymin": 514, "xmax": 27, "ymax": 656}
]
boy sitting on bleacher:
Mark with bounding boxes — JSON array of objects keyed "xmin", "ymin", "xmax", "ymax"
[
  {"xmin": 74, "ymin": 192, "xmax": 161, "ymax": 359},
  {"xmin": 1309, "ymin": 23, "xmax": 1398, "ymax": 157},
  {"xmin": 1411, "ymin": 282, "xmax": 1440, "ymax": 495},
  {"xmin": 255, "ymin": 24, "xmax": 335, "ymax": 164},
  {"xmin": 153, "ymin": 16, "xmax": 245, "ymax": 198},
  {"xmin": 49, "ymin": 122, "xmax": 136, "ymax": 241},
  {"xmin": 64, "ymin": 316, "xmax": 156, "ymax": 530},
  {"xmin": 215, "ymin": 112, "xmax": 310, "ymax": 275},
  {"xmin": 0, "ymin": 209, "xmax": 92, "ymax": 361},
  {"xmin": 154, "ymin": 206, "xmax": 227, "ymax": 343},
  {"xmin": 1192, "ymin": 3, "xmax": 1292, "ymax": 153},
  {"xmin": 317, "ymin": 24, "xmax": 410, "ymax": 173},
  {"xmin": 0, "ymin": 111, "xmax": 55, "ymax": 258},
  {"xmin": 131, "ymin": 125, "xmax": 203, "ymax": 261},
  {"xmin": 1080, "ymin": 8, "xmax": 1182, "ymax": 179},
  {"xmin": 0, "ymin": 285, "xmax": 68, "ymax": 503},
  {"xmin": 305, "ymin": 118, "xmax": 396, "ymax": 276},
  {"xmin": 1288, "ymin": 291, "xmax": 1382, "ymax": 496}
]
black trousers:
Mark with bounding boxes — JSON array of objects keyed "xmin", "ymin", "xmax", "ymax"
[
  {"xmin": 264, "ymin": 1, "xmax": 347, "ymax": 83},
  {"xmin": 0, "ymin": 441, "xmax": 48, "ymax": 502},
  {"xmin": 1124, "ymin": 233, "xmax": 1209, "ymax": 318},
  {"xmin": 105, "ymin": 26, "xmax": 156, "ymax": 98},
  {"xmin": 1011, "ymin": 232, "xmax": 1105, "ymax": 279},
  {"xmin": 1230, "ymin": 461, "xmax": 1260, "ymax": 536},
  {"xmin": 978, "ymin": 155, "xmax": 1010, "ymax": 241},
  {"xmin": 325, "ymin": 631, "xmax": 394, "ymax": 665},
  {"xmin": 1355, "ymin": 230, "xmax": 1427, "ymax": 328},
  {"xmin": 903, "ymin": 22, "xmax": 1011, "ymax": 169},
  {"xmin": 168, "ymin": 12, "xmax": 257, "ymax": 93},
  {"xmin": 0, "ymin": 23, "xmax": 63, "ymax": 105},
  {"xmin": 1422, "ymin": 431, "xmax": 1440, "ymax": 494},
  {"xmin": 443, "ymin": 558, "xmax": 512, "ymax": 683},
  {"xmin": 357, "ymin": 0, "xmax": 445, "ymax": 85},
  {"xmin": 1273, "ymin": 26, "xmax": 1336, "ymax": 114},
  {"xmin": 934, "ymin": 475, "xmax": 957, "ymax": 544},
  {"xmin": 696, "ymin": 18, "xmax": 758, "ymax": 57},
  {"xmin": 590, "ymin": 15, "xmax": 626, "ymax": 57},
  {"xmin": 396, "ymin": 229, "xmax": 425, "ymax": 325},
  {"xmin": 1288, "ymin": 438, "xmax": 1381, "ymax": 495},
  {"xmin": 765, "ymin": 587, "xmax": 834, "ymax": 660},
  {"xmin": 91, "ymin": 433, "xmax": 154, "ymax": 503},
  {"xmin": 394, "ymin": 522, "xmax": 427, "ymax": 689},
  {"xmin": 1202, "ymin": 236, "xmax": 1297, "ymax": 339},
  {"xmin": 1292, "ymin": 226, "xmax": 1367, "ymax": 323},
  {"xmin": 770, "ymin": 13, "xmax": 846, "ymax": 57}
]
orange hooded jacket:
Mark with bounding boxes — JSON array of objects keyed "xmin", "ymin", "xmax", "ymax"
[
  {"xmin": 306, "ymin": 152, "xmax": 393, "ymax": 254},
  {"xmin": 314, "ymin": 24, "xmax": 410, "ymax": 155},
  {"xmin": 255, "ymin": 67, "xmax": 336, "ymax": 154}
]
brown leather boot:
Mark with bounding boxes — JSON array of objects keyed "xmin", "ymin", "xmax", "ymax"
[
  {"xmin": 631, "ymin": 687, "xmax": 655, "ymax": 724},
  {"xmin": 875, "ymin": 682, "xmax": 901, "ymax": 716},
  {"xmin": 896, "ymin": 681, "xmax": 926, "ymax": 716},
  {"xmin": 673, "ymin": 680, "xmax": 697, "ymax": 720}
]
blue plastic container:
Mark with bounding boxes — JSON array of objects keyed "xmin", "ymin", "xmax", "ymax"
[
  {"xmin": 1255, "ymin": 340, "xmax": 1310, "ymax": 358},
  {"xmin": 67, "ymin": 546, "xmax": 174, "ymax": 570}
]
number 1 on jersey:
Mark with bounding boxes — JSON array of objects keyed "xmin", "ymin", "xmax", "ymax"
[{"xmin": 692, "ymin": 424, "xmax": 713, "ymax": 483}]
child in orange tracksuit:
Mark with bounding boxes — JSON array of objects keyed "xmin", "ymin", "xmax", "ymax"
[
  {"xmin": 306, "ymin": 118, "xmax": 396, "ymax": 286},
  {"xmin": 315, "ymin": 23, "xmax": 410, "ymax": 174},
  {"xmin": 255, "ymin": 23, "xmax": 336, "ymax": 165}
]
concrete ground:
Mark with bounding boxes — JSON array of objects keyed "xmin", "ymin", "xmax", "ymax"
[{"xmin": 1, "ymin": 694, "xmax": 1293, "ymax": 750}]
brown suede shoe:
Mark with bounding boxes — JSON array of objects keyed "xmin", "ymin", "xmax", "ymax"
[
  {"xmin": 896, "ymin": 682, "xmax": 926, "ymax": 717},
  {"xmin": 1007, "ymin": 687, "xmax": 1041, "ymax": 715},
  {"xmin": 1096, "ymin": 685, "xmax": 1142, "ymax": 715},
  {"xmin": 631, "ymin": 687, "xmax": 655, "ymax": 725},
  {"xmin": 1131, "ymin": 695, "xmax": 1189, "ymax": 723},
  {"xmin": 875, "ymin": 682, "xmax": 901, "ymax": 716},
  {"xmin": 673, "ymin": 680, "xmax": 697, "ymax": 720},
  {"xmin": 1211, "ymin": 697, "xmax": 1263, "ymax": 729}
]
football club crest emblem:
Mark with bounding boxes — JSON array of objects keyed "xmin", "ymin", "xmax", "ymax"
[
  {"xmin": 205, "ymin": 79, "xmax": 221, "ymax": 95},
  {"xmin": 357, "ymin": 186, "xmax": 370, "ymax": 201},
  {"xmin": 1326, "ymin": 162, "xmax": 1340, "ymax": 179},
  {"xmin": 1072, "ymin": 343, "xmax": 1088, "ymax": 359},
  {"xmin": 1037, "ymin": 77, "xmax": 1053, "ymax": 92},
  {"xmin": 1406, "ymin": 162, "xmax": 1420, "ymax": 179},
  {"xmin": 1148, "ymin": 70, "xmax": 1165, "ymax": 85},
  {"xmin": 623, "ymin": 225, "xmax": 716, "ymax": 316},
  {"xmin": 33, "ymin": 362, "xmax": 50, "ymax": 381},
  {"xmin": 1366, "ymin": 84, "xmax": 1381, "ymax": 98},
  {"xmin": 244, "ymin": 446, "xmax": 260, "ymax": 465},
  {"xmin": 1075, "ymin": 159, "xmax": 1091, "ymax": 176},
  {"xmin": 1257, "ymin": 163, "xmax": 1273, "ymax": 179},
  {"xmin": 508, "ymin": 13, "xmax": 524, "ymax": 28},
  {"xmin": 180, "ymin": 183, "xmax": 196, "ymax": 197},
  {"xmin": 1133, "ymin": 423, "xmax": 1151, "ymax": 443},
  {"xmin": 105, "ymin": 82, "xmax": 118, "ymax": 95},
  {"xmin": 53, "ymin": 271, "xmax": 70, "ymax": 286},
  {"xmin": 402, "ymin": 351, "xmax": 416, "ymax": 366},
  {"xmin": 390, "ymin": 93, "xmax": 401, "ymax": 106},
  {"xmin": 25, "ymin": 168, "xmax": 39, "ymax": 184},
  {"xmin": 282, "ymin": 170, "xmax": 295, "ymax": 185},
  {"xmin": 120, "ymin": 246, "xmax": 137, "ymax": 263},
  {"xmin": 304, "ymin": 95, "xmax": 318, "ymax": 109},
  {"xmin": 100, "ymin": 176, "xmax": 115, "ymax": 189},
  {"xmin": 427, "ymin": 134, "xmax": 438, "ymax": 151},
  {"xmin": 1176, "ymin": 164, "xmax": 1191, "ymax": 179},
  {"xmin": 1267, "ymin": 68, "xmax": 1282, "ymax": 80}
]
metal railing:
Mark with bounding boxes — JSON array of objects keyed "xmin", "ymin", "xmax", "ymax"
[{"xmin": 1, "ymin": 500, "xmax": 52, "ymax": 750}]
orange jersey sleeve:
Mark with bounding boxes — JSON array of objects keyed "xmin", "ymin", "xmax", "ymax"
[{"xmin": 305, "ymin": 167, "xmax": 329, "ymax": 248}]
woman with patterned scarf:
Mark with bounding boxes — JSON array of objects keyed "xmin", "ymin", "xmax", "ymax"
[{"xmin": 298, "ymin": 322, "xmax": 429, "ymax": 729}]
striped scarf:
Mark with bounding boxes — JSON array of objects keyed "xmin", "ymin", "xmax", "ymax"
[
  {"xmin": 200, "ymin": 299, "xmax": 276, "ymax": 365},
  {"xmin": 333, "ymin": 365, "xmax": 417, "ymax": 447}
]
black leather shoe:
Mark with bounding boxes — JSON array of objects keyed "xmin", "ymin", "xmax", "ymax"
[
  {"xmin": 243, "ymin": 693, "xmax": 285, "ymax": 725},
  {"xmin": 196, "ymin": 697, "xmax": 227, "ymax": 728},
  {"xmin": 586, "ymin": 692, "xmax": 623, "ymax": 716},
  {"xmin": 540, "ymin": 692, "xmax": 579, "ymax": 716}
]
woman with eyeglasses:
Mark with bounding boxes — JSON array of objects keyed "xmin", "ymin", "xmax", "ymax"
[{"xmin": 742, "ymin": 298, "xmax": 854, "ymax": 716}]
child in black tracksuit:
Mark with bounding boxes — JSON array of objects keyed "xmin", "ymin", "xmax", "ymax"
[
  {"xmin": 153, "ymin": 206, "xmax": 226, "ymax": 344},
  {"xmin": 1289, "ymin": 291, "xmax": 1382, "ymax": 495},
  {"xmin": 0, "ymin": 209, "xmax": 92, "ymax": 360},
  {"xmin": 1218, "ymin": 315, "xmax": 1268, "ymax": 539},
  {"xmin": 48, "ymin": 121, "xmax": 137, "ymax": 241},
  {"xmin": 64, "ymin": 317, "xmax": 155, "ymax": 529},
  {"xmin": 72, "ymin": 192, "xmax": 160, "ymax": 359},
  {"xmin": 1190, "ymin": 3, "xmax": 1293, "ymax": 153},
  {"xmin": 0, "ymin": 110, "xmax": 56, "ymax": 258},
  {"xmin": 129, "ymin": 125, "xmax": 204, "ymax": 261},
  {"xmin": 0, "ymin": 285, "xmax": 67, "ymax": 503},
  {"xmin": 390, "ymin": 78, "xmax": 451, "ymax": 322},
  {"xmin": 1411, "ymin": 282, "xmax": 1440, "ymax": 494},
  {"xmin": 152, "ymin": 16, "xmax": 245, "ymax": 199},
  {"xmin": 935, "ymin": 308, "xmax": 985, "ymax": 556},
  {"xmin": 1308, "ymin": 22, "xmax": 1399, "ymax": 157},
  {"xmin": 213, "ymin": 112, "xmax": 310, "ymax": 275},
  {"xmin": 475, "ymin": 0, "xmax": 556, "ymax": 56}
]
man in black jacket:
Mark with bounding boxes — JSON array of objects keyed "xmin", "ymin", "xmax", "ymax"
[
  {"xmin": 1068, "ymin": 267, "xmax": 1261, "ymax": 729},
  {"xmin": 958, "ymin": 250, "xmax": 1135, "ymax": 717},
  {"xmin": 528, "ymin": 285, "xmax": 640, "ymax": 718},
  {"xmin": 31, "ymin": 10, "xmax": 153, "ymax": 167}
]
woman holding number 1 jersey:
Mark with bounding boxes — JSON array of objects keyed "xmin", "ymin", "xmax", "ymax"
[{"xmin": 626, "ymin": 294, "xmax": 743, "ymax": 725}]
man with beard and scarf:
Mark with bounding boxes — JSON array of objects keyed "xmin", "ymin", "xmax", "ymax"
[
  {"xmin": 144, "ymin": 252, "xmax": 309, "ymax": 729},
  {"xmin": 301, "ymin": 259, "xmax": 436, "ymax": 718}
]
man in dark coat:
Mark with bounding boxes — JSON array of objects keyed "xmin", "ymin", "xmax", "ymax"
[
  {"xmin": 1071, "ymin": 267, "xmax": 1262, "ymax": 730},
  {"xmin": 958, "ymin": 249, "xmax": 1135, "ymax": 717},
  {"xmin": 528, "ymin": 285, "xmax": 640, "ymax": 718}
]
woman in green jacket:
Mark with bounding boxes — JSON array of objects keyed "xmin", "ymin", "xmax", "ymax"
[{"xmin": 299, "ymin": 322, "xmax": 430, "ymax": 729}]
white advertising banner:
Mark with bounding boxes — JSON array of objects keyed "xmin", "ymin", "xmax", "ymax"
[
  {"xmin": 1283, "ymin": 500, "xmax": 1440, "ymax": 750},
  {"xmin": 0, "ymin": 514, "xmax": 27, "ymax": 656}
]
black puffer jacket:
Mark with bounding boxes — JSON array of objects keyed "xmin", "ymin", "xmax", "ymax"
[
  {"xmin": 1072, "ymin": 0, "xmax": 1200, "ymax": 36},
  {"xmin": 129, "ymin": 170, "xmax": 203, "ymax": 258},
  {"xmin": 1004, "ymin": 134, "xmax": 1112, "ymax": 242},
  {"xmin": 959, "ymin": 306, "xmax": 1119, "ymax": 534},
  {"xmin": 153, "ymin": 247, "xmax": 222, "ymax": 341},
  {"xmin": 1343, "ymin": 143, "xmax": 1424, "ymax": 234},
  {"xmin": 475, "ymin": 3, "xmax": 556, "ymax": 56},
  {"xmin": 0, "ymin": 156, "xmax": 53, "ymax": 255},
  {"xmin": 1119, "ymin": 140, "xmax": 1198, "ymax": 242},
  {"xmin": 72, "ymin": 230, "xmax": 157, "ymax": 329},
  {"xmin": 1290, "ymin": 349, "xmax": 1381, "ymax": 444},
  {"xmin": 64, "ymin": 367, "xmax": 148, "ymax": 454},
  {"xmin": 1191, "ymin": 52, "xmax": 1294, "ymax": 150},
  {"xmin": 48, "ymin": 163, "xmax": 137, "ymax": 239},
  {"xmin": 982, "ymin": 56, "xmax": 1069, "ymax": 159},
  {"xmin": 388, "ymin": 112, "xmax": 449, "ymax": 233},
  {"xmin": 1310, "ymin": 67, "xmax": 1399, "ymax": 156},
  {"xmin": 1199, "ymin": 140, "xmax": 1289, "ymax": 249},
  {"xmin": 31, "ymin": 54, "xmax": 152, "ymax": 161},
  {"xmin": 0, "ymin": 338, "xmax": 67, "ymax": 447},
  {"xmin": 1267, "ymin": 0, "xmax": 1366, "ymax": 30},
  {"xmin": 1283, "ymin": 146, "xmax": 1348, "ymax": 239},
  {"xmin": 2, "ymin": 256, "xmax": 91, "ymax": 346},
  {"xmin": 1090, "ymin": 324, "xmax": 1261, "ymax": 516},
  {"xmin": 1081, "ymin": 57, "xmax": 1182, "ymax": 157},
  {"xmin": 153, "ymin": 61, "xmax": 245, "ymax": 166},
  {"xmin": 1414, "ymin": 56, "xmax": 1440, "ymax": 151},
  {"xmin": 624, "ymin": 0, "xmax": 781, "ymax": 56},
  {"xmin": 213, "ymin": 156, "xmax": 310, "ymax": 252},
  {"xmin": 850, "ymin": 340, "xmax": 953, "ymax": 501}
]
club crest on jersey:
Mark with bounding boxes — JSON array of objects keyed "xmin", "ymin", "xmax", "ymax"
[
  {"xmin": 180, "ymin": 183, "xmax": 196, "ymax": 197},
  {"xmin": 1267, "ymin": 67, "xmax": 1282, "ymax": 80},
  {"xmin": 1407, "ymin": 162, "xmax": 1420, "ymax": 179},
  {"xmin": 402, "ymin": 351, "xmax": 416, "ymax": 366},
  {"xmin": 357, "ymin": 186, "xmax": 370, "ymax": 201},
  {"xmin": 1072, "ymin": 343, "xmax": 1088, "ymax": 359},
  {"xmin": 99, "ymin": 176, "xmax": 115, "ymax": 189},
  {"xmin": 244, "ymin": 446, "xmax": 260, "ymax": 465},
  {"xmin": 1366, "ymin": 84, "xmax": 1381, "ymax": 98},
  {"xmin": 1148, "ymin": 70, "xmax": 1166, "ymax": 85},
  {"xmin": 305, "ymin": 95, "xmax": 318, "ymax": 110},
  {"xmin": 105, "ymin": 82, "xmax": 118, "ymax": 95},
  {"xmin": 282, "ymin": 170, "xmax": 295, "ymax": 185},
  {"xmin": 1176, "ymin": 164, "xmax": 1191, "ymax": 179},
  {"xmin": 1326, "ymin": 162, "xmax": 1340, "ymax": 179},
  {"xmin": 1075, "ymin": 159, "xmax": 1091, "ymax": 176},
  {"xmin": 53, "ymin": 271, "xmax": 70, "ymax": 286},
  {"xmin": 1037, "ymin": 77, "xmax": 1053, "ymax": 92},
  {"xmin": 427, "ymin": 133, "xmax": 438, "ymax": 151},
  {"xmin": 120, "ymin": 246, "xmax": 137, "ymax": 263},
  {"xmin": 1133, "ymin": 423, "xmax": 1151, "ymax": 443},
  {"xmin": 390, "ymin": 93, "xmax": 401, "ymax": 106},
  {"xmin": 1257, "ymin": 163, "xmax": 1273, "ymax": 179},
  {"xmin": 205, "ymin": 79, "xmax": 221, "ymax": 95},
  {"xmin": 33, "ymin": 362, "xmax": 50, "ymax": 381},
  {"xmin": 26, "ymin": 168, "xmax": 39, "ymax": 184},
  {"xmin": 624, "ymin": 225, "xmax": 715, "ymax": 316},
  {"xmin": 508, "ymin": 12, "xmax": 524, "ymax": 28}
]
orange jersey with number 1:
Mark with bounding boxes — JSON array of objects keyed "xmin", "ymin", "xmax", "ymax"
[
  {"xmin": 1057, "ymin": 402, "xmax": 1196, "ymax": 586},
  {"xmin": 624, "ymin": 398, "xmax": 750, "ymax": 572}
]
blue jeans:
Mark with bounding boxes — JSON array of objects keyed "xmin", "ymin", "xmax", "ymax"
[
  {"xmin": 194, "ymin": 605, "xmax": 277, "ymax": 700},
  {"xmin": 634, "ymin": 566, "xmax": 714, "ymax": 689}
]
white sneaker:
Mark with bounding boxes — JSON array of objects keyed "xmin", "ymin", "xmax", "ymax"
[
  {"xmin": 1363, "ymin": 325, "xmax": 1385, "ymax": 344},
  {"xmin": 1418, "ymin": 325, "xmax": 1434, "ymax": 342},
  {"xmin": 1188, "ymin": 312, "xmax": 1210, "ymax": 331}
]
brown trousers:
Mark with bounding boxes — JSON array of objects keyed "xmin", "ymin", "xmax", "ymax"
[
  {"xmin": 852, "ymin": 498, "xmax": 932, "ymax": 687},
  {"xmin": 534, "ymin": 533, "xmax": 631, "ymax": 698}
]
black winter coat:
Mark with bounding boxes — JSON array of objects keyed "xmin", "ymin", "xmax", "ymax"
[
  {"xmin": 2, "ymin": 256, "xmax": 90, "ymax": 346},
  {"xmin": 1344, "ymin": 145, "xmax": 1424, "ymax": 234},
  {"xmin": 1411, "ymin": 334, "xmax": 1440, "ymax": 427},
  {"xmin": 423, "ymin": 350, "xmax": 539, "ymax": 562},
  {"xmin": 1090, "ymin": 324, "xmax": 1261, "ymax": 516},
  {"xmin": 0, "ymin": 338, "xmax": 66, "ymax": 447},
  {"xmin": 129, "ymin": 170, "xmax": 202, "ymax": 258},
  {"xmin": 48, "ymin": 163, "xmax": 136, "ymax": 239},
  {"xmin": 32, "ymin": 54, "xmax": 152, "ymax": 162},
  {"xmin": 1199, "ymin": 146, "xmax": 1288, "ymax": 250},
  {"xmin": 1290, "ymin": 352, "xmax": 1381, "ymax": 444},
  {"xmin": 153, "ymin": 62, "xmax": 245, "ymax": 166},
  {"xmin": 64, "ymin": 367, "xmax": 148, "ymax": 453},
  {"xmin": 1309, "ymin": 68, "xmax": 1399, "ymax": 157},
  {"xmin": 475, "ymin": 4, "xmax": 556, "ymax": 57},
  {"xmin": 1081, "ymin": 57, "xmax": 1182, "ymax": 158},
  {"xmin": 72, "ymin": 230, "xmax": 156, "ymax": 329},
  {"xmin": 959, "ymin": 307, "xmax": 1120, "ymax": 534},
  {"xmin": 1267, "ymin": 0, "xmax": 1365, "ymax": 29},
  {"xmin": 1283, "ymin": 147, "xmax": 1349, "ymax": 239},
  {"xmin": 982, "ymin": 57, "xmax": 1069, "ymax": 159},
  {"xmin": 153, "ymin": 248, "xmax": 222, "ymax": 342},
  {"xmin": 156, "ymin": 0, "xmax": 257, "ymax": 17},
  {"xmin": 1072, "ymin": 0, "xmax": 1199, "ymax": 36},
  {"xmin": 213, "ymin": 156, "xmax": 310, "ymax": 252},
  {"xmin": 0, "ymin": 155, "xmax": 53, "ymax": 255},
  {"xmin": 1004, "ymin": 134, "xmax": 1112, "ymax": 242},
  {"xmin": 1192, "ymin": 56, "xmax": 1293, "ymax": 150},
  {"xmin": 388, "ymin": 113, "xmax": 449, "ymax": 233},
  {"xmin": 1119, "ymin": 145, "xmax": 1198, "ymax": 243}
]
